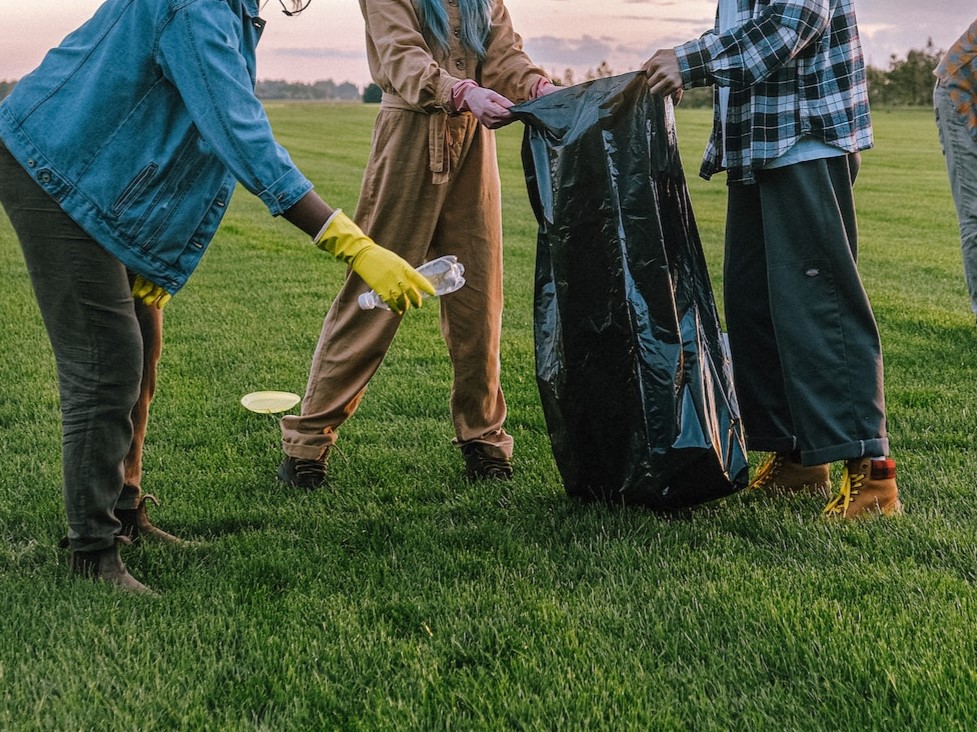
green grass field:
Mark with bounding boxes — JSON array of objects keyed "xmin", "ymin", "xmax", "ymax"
[{"xmin": 2, "ymin": 103, "xmax": 976, "ymax": 730}]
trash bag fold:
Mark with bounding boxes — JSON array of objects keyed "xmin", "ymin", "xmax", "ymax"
[{"xmin": 513, "ymin": 72, "xmax": 749, "ymax": 510}]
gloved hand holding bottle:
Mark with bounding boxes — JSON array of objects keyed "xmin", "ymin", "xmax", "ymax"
[
  {"xmin": 451, "ymin": 80, "xmax": 515, "ymax": 129},
  {"xmin": 129, "ymin": 198, "xmax": 431, "ymax": 315},
  {"xmin": 314, "ymin": 210, "xmax": 434, "ymax": 314}
]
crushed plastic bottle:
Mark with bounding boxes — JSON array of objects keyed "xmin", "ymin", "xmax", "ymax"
[{"xmin": 357, "ymin": 254, "xmax": 466, "ymax": 310}]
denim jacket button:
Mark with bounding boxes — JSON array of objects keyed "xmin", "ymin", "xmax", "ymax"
[
  {"xmin": 38, "ymin": 170, "xmax": 52, "ymax": 183},
  {"xmin": 27, "ymin": 159, "xmax": 36, "ymax": 167}
]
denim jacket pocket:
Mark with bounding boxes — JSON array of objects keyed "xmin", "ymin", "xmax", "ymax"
[
  {"xmin": 138, "ymin": 164, "xmax": 232, "ymax": 266},
  {"xmin": 113, "ymin": 163, "xmax": 159, "ymax": 215}
]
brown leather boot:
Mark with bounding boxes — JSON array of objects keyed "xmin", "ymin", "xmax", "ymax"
[
  {"xmin": 71, "ymin": 538, "xmax": 155, "ymax": 594},
  {"xmin": 748, "ymin": 452, "xmax": 831, "ymax": 497},
  {"xmin": 823, "ymin": 457, "xmax": 903, "ymax": 519},
  {"xmin": 116, "ymin": 494, "xmax": 188, "ymax": 545}
]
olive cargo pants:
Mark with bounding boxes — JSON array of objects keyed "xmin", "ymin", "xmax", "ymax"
[{"xmin": 0, "ymin": 142, "xmax": 162, "ymax": 552}]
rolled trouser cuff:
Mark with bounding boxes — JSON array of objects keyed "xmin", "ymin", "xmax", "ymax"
[{"xmin": 802, "ymin": 437, "xmax": 889, "ymax": 466}]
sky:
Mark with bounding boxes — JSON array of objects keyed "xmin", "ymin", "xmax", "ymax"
[{"xmin": 2, "ymin": 1, "xmax": 976, "ymax": 88}]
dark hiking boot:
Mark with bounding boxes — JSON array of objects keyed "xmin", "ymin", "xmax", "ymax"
[
  {"xmin": 277, "ymin": 451, "xmax": 329, "ymax": 490},
  {"xmin": 71, "ymin": 537, "xmax": 155, "ymax": 594},
  {"xmin": 461, "ymin": 443, "xmax": 513, "ymax": 481},
  {"xmin": 748, "ymin": 452, "xmax": 831, "ymax": 497}
]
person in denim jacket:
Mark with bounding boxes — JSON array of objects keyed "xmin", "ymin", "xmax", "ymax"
[
  {"xmin": 641, "ymin": 0, "xmax": 902, "ymax": 519},
  {"xmin": 0, "ymin": 0, "xmax": 434, "ymax": 593}
]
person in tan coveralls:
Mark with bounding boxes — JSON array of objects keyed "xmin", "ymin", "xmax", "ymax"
[{"xmin": 278, "ymin": 0, "xmax": 556, "ymax": 487}]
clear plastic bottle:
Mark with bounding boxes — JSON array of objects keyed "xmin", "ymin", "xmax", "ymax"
[{"xmin": 357, "ymin": 254, "xmax": 466, "ymax": 310}]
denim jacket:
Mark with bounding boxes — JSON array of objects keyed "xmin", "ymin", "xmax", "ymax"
[{"xmin": 0, "ymin": 0, "xmax": 313, "ymax": 293}]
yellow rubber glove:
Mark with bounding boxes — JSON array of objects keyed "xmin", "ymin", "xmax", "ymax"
[
  {"xmin": 315, "ymin": 211, "xmax": 435, "ymax": 314},
  {"xmin": 131, "ymin": 275, "xmax": 172, "ymax": 309}
]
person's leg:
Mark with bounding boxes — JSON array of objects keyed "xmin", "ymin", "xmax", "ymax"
[
  {"xmin": 753, "ymin": 156, "xmax": 898, "ymax": 519},
  {"xmin": 279, "ymin": 110, "xmax": 448, "ymax": 481},
  {"xmin": 935, "ymin": 81, "xmax": 977, "ymax": 318},
  {"xmin": 755, "ymin": 156, "xmax": 888, "ymax": 466},
  {"xmin": 724, "ymin": 181, "xmax": 830, "ymax": 494},
  {"xmin": 723, "ymin": 182, "xmax": 798, "ymax": 453},
  {"xmin": 0, "ymin": 144, "xmax": 151, "ymax": 575},
  {"xmin": 114, "ymin": 297, "xmax": 185, "ymax": 543},
  {"xmin": 279, "ymin": 273, "xmax": 404, "ymax": 459},
  {"xmin": 121, "ymin": 299, "xmax": 162, "ymax": 503},
  {"xmin": 432, "ymin": 118, "xmax": 512, "ymax": 475}
]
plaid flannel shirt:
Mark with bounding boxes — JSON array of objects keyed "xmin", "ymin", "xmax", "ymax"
[
  {"xmin": 675, "ymin": 0, "xmax": 873, "ymax": 185},
  {"xmin": 935, "ymin": 19, "xmax": 977, "ymax": 144}
]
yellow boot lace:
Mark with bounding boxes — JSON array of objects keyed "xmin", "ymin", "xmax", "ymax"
[
  {"xmin": 748, "ymin": 453, "xmax": 784, "ymax": 490},
  {"xmin": 823, "ymin": 466, "xmax": 864, "ymax": 516}
]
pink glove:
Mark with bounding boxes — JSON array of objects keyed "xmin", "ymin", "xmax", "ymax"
[
  {"xmin": 532, "ymin": 78, "xmax": 560, "ymax": 98},
  {"xmin": 451, "ymin": 80, "xmax": 514, "ymax": 129}
]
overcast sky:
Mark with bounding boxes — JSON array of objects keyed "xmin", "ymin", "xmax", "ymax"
[{"xmin": 2, "ymin": 0, "xmax": 975, "ymax": 87}]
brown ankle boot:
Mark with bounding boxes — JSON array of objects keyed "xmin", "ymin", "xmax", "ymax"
[
  {"xmin": 71, "ymin": 538, "xmax": 155, "ymax": 594},
  {"xmin": 823, "ymin": 457, "xmax": 903, "ymax": 519},
  {"xmin": 748, "ymin": 452, "xmax": 831, "ymax": 497},
  {"xmin": 117, "ymin": 494, "xmax": 188, "ymax": 545}
]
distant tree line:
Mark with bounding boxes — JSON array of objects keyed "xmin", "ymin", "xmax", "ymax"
[
  {"xmin": 866, "ymin": 39, "xmax": 943, "ymax": 107},
  {"xmin": 363, "ymin": 83, "xmax": 383, "ymax": 103},
  {"xmin": 547, "ymin": 61, "xmax": 615, "ymax": 87},
  {"xmin": 0, "ymin": 78, "xmax": 367, "ymax": 102},
  {"xmin": 255, "ymin": 78, "xmax": 360, "ymax": 101},
  {"xmin": 0, "ymin": 42, "xmax": 948, "ymax": 107}
]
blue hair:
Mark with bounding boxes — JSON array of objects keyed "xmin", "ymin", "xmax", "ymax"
[{"xmin": 417, "ymin": 0, "xmax": 493, "ymax": 60}]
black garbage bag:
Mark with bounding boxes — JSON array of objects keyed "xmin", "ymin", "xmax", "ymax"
[{"xmin": 512, "ymin": 72, "xmax": 749, "ymax": 510}]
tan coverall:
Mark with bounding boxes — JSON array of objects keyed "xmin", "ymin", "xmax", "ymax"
[{"xmin": 280, "ymin": 0, "xmax": 547, "ymax": 462}]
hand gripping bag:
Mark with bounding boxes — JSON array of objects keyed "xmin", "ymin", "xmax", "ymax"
[{"xmin": 513, "ymin": 72, "xmax": 749, "ymax": 510}]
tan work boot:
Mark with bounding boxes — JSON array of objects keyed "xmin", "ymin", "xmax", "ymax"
[
  {"xmin": 748, "ymin": 452, "xmax": 831, "ymax": 497},
  {"xmin": 823, "ymin": 457, "xmax": 903, "ymax": 519},
  {"xmin": 116, "ymin": 494, "xmax": 189, "ymax": 545},
  {"xmin": 70, "ymin": 537, "xmax": 155, "ymax": 594}
]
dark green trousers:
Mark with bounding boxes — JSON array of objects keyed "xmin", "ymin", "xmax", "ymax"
[
  {"xmin": 724, "ymin": 155, "xmax": 889, "ymax": 466},
  {"xmin": 0, "ymin": 142, "xmax": 143, "ymax": 552}
]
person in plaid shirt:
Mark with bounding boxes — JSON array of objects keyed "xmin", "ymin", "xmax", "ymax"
[
  {"xmin": 642, "ymin": 0, "xmax": 902, "ymax": 519},
  {"xmin": 934, "ymin": 18, "xmax": 977, "ymax": 326}
]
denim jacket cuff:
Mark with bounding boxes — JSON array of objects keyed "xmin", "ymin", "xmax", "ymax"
[{"xmin": 258, "ymin": 168, "xmax": 314, "ymax": 216}]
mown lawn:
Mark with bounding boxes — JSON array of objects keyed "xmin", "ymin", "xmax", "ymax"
[{"xmin": 1, "ymin": 102, "xmax": 975, "ymax": 730}]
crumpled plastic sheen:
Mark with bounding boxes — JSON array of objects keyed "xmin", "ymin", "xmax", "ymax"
[{"xmin": 513, "ymin": 71, "xmax": 749, "ymax": 510}]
